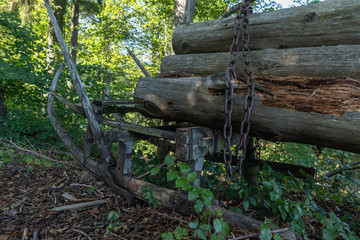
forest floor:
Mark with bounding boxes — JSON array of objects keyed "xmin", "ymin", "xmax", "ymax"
[
  {"xmin": 0, "ymin": 149, "xmax": 359, "ymax": 240},
  {"xmin": 0, "ymin": 152, "xmax": 200, "ymax": 240}
]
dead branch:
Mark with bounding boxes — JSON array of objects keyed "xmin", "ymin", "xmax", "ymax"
[
  {"xmin": 126, "ymin": 47, "xmax": 151, "ymax": 78},
  {"xmin": 72, "ymin": 228, "xmax": 93, "ymax": 240},
  {"xmin": 221, "ymin": 2, "xmax": 241, "ymax": 19},
  {"xmin": 48, "ymin": 199, "xmax": 109, "ymax": 212},
  {"xmin": 316, "ymin": 161, "xmax": 360, "ymax": 182}
]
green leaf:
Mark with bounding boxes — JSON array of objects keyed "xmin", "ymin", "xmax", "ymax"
[
  {"xmin": 259, "ymin": 228, "xmax": 272, "ymax": 240},
  {"xmin": 174, "ymin": 226, "xmax": 187, "ymax": 239},
  {"xmin": 180, "ymin": 163, "xmax": 191, "ymax": 174},
  {"xmin": 161, "ymin": 232, "xmax": 173, "ymax": 240},
  {"xmin": 188, "ymin": 189, "xmax": 199, "ymax": 201},
  {"xmin": 165, "ymin": 154, "xmax": 174, "ymax": 166},
  {"xmin": 213, "ymin": 218, "xmax": 229, "ymax": 235},
  {"xmin": 273, "ymin": 234, "xmax": 282, "ymax": 240},
  {"xmin": 189, "ymin": 220, "xmax": 198, "ymax": 229},
  {"xmin": 199, "ymin": 224, "xmax": 211, "ymax": 231},
  {"xmin": 150, "ymin": 168, "xmax": 160, "ymax": 176},
  {"xmin": 243, "ymin": 199, "xmax": 250, "ymax": 211},
  {"xmin": 175, "ymin": 177, "xmax": 188, "ymax": 188},
  {"xmin": 263, "ymin": 181, "xmax": 272, "ymax": 189},
  {"xmin": 194, "ymin": 229, "xmax": 207, "ymax": 240},
  {"xmin": 167, "ymin": 170, "xmax": 179, "ymax": 181},
  {"xmin": 194, "ymin": 200, "xmax": 204, "ymax": 214},
  {"xmin": 270, "ymin": 191, "xmax": 278, "ymax": 201},
  {"xmin": 322, "ymin": 226, "xmax": 338, "ymax": 240},
  {"xmin": 187, "ymin": 172, "xmax": 197, "ymax": 182},
  {"xmin": 107, "ymin": 211, "xmax": 121, "ymax": 222}
]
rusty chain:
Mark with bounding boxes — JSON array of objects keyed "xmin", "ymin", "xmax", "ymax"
[{"xmin": 224, "ymin": 0, "xmax": 256, "ymax": 179}]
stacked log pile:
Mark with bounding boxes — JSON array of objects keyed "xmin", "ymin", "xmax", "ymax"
[{"xmin": 134, "ymin": 0, "xmax": 360, "ymax": 153}]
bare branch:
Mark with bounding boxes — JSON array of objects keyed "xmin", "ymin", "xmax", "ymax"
[
  {"xmin": 316, "ymin": 161, "xmax": 360, "ymax": 182},
  {"xmin": 126, "ymin": 47, "xmax": 151, "ymax": 78}
]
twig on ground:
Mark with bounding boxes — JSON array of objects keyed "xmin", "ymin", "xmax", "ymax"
[
  {"xmin": 33, "ymin": 228, "xmax": 40, "ymax": 240},
  {"xmin": 72, "ymin": 228, "xmax": 93, "ymax": 240},
  {"xmin": 108, "ymin": 232, "xmax": 128, "ymax": 240},
  {"xmin": 153, "ymin": 211, "xmax": 189, "ymax": 224},
  {"xmin": 48, "ymin": 199, "xmax": 110, "ymax": 212},
  {"xmin": 228, "ymin": 233, "xmax": 258, "ymax": 240},
  {"xmin": 229, "ymin": 228, "xmax": 289, "ymax": 240},
  {"xmin": 0, "ymin": 138, "xmax": 79, "ymax": 169}
]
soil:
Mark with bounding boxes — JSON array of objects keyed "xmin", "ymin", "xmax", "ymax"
[{"xmin": 0, "ymin": 150, "xmax": 359, "ymax": 240}]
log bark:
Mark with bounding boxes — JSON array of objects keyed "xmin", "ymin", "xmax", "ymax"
[
  {"xmin": 134, "ymin": 75, "xmax": 360, "ymax": 154},
  {"xmin": 172, "ymin": 0, "xmax": 360, "ymax": 54},
  {"xmin": 161, "ymin": 45, "xmax": 360, "ymax": 78}
]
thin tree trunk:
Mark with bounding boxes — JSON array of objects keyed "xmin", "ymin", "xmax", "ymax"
[
  {"xmin": 70, "ymin": 0, "xmax": 79, "ymax": 64},
  {"xmin": 0, "ymin": 87, "xmax": 7, "ymax": 120},
  {"xmin": 171, "ymin": 0, "xmax": 195, "ymax": 54},
  {"xmin": 47, "ymin": 0, "xmax": 67, "ymax": 62}
]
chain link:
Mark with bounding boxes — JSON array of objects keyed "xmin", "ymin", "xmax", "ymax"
[{"xmin": 224, "ymin": 0, "xmax": 256, "ymax": 179}]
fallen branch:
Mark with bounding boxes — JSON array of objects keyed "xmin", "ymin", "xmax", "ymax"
[
  {"xmin": 229, "ymin": 228, "xmax": 290, "ymax": 240},
  {"xmin": 72, "ymin": 228, "xmax": 93, "ymax": 240},
  {"xmin": 48, "ymin": 199, "xmax": 109, "ymax": 212},
  {"xmin": 0, "ymin": 138, "xmax": 79, "ymax": 169},
  {"xmin": 316, "ymin": 161, "xmax": 360, "ymax": 182}
]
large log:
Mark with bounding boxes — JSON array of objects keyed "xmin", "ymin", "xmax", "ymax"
[
  {"xmin": 134, "ymin": 75, "xmax": 360, "ymax": 154},
  {"xmin": 172, "ymin": 0, "xmax": 360, "ymax": 54},
  {"xmin": 161, "ymin": 45, "xmax": 360, "ymax": 78}
]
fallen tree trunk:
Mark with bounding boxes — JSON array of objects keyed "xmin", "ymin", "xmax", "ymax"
[
  {"xmin": 161, "ymin": 45, "xmax": 360, "ymax": 78},
  {"xmin": 172, "ymin": 0, "xmax": 360, "ymax": 54},
  {"xmin": 134, "ymin": 75, "xmax": 360, "ymax": 153}
]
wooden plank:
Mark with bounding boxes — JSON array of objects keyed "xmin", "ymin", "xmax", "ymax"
[{"xmin": 172, "ymin": 0, "xmax": 360, "ymax": 54}]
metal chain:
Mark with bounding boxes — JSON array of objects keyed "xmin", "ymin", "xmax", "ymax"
[{"xmin": 224, "ymin": 0, "xmax": 256, "ymax": 179}]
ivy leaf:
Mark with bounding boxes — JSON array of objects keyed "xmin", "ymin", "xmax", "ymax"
[
  {"xmin": 167, "ymin": 169, "xmax": 178, "ymax": 181},
  {"xmin": 263, "ymin": 181, "xmax": 272, "ymax": 189},
  {"xmin": 273, "ymin": 234, "xmax": 282, "ymax": 240},
  {"xmin": 213, "ymin": 218, "xmax": 229, "ymax": 235},
  {"xmin": 150, "ymin": 168, "xmax": 160, "ymax": 176},
  {"xmin": 189, "ymin": 220, "xmax": 198, "ymax": 229},
  {"xmin": 194, "ymin": 229, "xmax": 207, "ymax": 240},
  {"xmin": 161, "ymin": 232, "xmax": 173, "ymax": 240},
  {"xmin": 270, "ymin": 191, "xmax": 278, "ymax": 201},
  {"xmin": 259, "ymin": 227, "xmax": 272, "ymax": 240},
  {"xmin": 180, "ymin": 163, "xmax": 191, "ymax": 174},
  {"xmin": 187, "ymin": 172, "xmax": 197, "ymax": 182},
  {"xmin": 174, "ymin": 226, "xmax": 188, "ymax": 238},
  {"xmin": 188, "ymin": 189, "xmax": 199, "ymax": 201},
  {"xmin": 175, "ymin": 176, "xmax": 188, "ymax": 188},
  {"xmin": 194, "ymin": 200, "xmax": 204, "ymax": 214},
  {"xmin": 322, "ymin": 226, "xmax": 337, "ymax": 240},
  {"xmin": 243, "ymin": 199, "xmax": 250, "ymax": 211},
  {"xmin": 165, "ymin": 154, "xmax": 174, "ymax": 166}
]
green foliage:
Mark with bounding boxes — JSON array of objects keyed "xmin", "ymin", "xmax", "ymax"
[
  {"xmin": 163, "ymin": 154, "xmax": 229, "ymax": 239},
  {"xmin": 87, "ymin": 185, "xmax": 98, "ymax": 195},
  {"xmin": 141, "ymin": 188, "xmax": 161, "ymax": 209},
  {"xmin": 106, "ymin": 211, "xmax": 122, "ymax": 236}
]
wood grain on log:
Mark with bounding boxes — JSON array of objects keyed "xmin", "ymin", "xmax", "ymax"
[
  {"xmin": 172, "ymin": 0, "xmax": 360, "ymax": 54},
  {"xmin": 134, "ymin": 75, "xmax": 360, "ymax": 153},
  {"xmin": 161, "ymin": 45, "xmax": 360, "ymax": 78}
]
